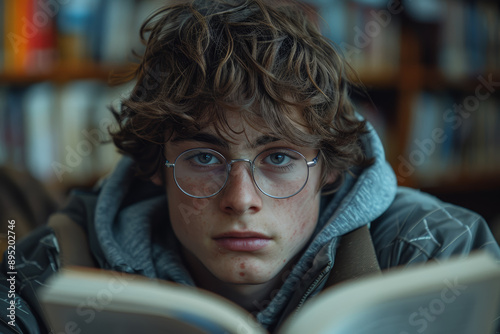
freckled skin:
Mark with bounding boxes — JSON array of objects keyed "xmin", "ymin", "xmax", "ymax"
[{"xmin": 163, "ymin": 113, "xmax": 324, "ymax": 286}]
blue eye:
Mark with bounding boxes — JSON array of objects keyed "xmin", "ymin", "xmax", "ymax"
[
  {"xmin": 265, "ymin": 153, "xmax": 291, "ymax": 165},
  {"xmin": 194, "ymin": 153, "xmax": 220, "ymax": 165}
]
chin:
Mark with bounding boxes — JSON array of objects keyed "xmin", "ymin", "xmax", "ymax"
[
  {"xmin": 228, "ymin": 276, "xmax": 269, "ymax": 285},
  {"xmin": 214, "ymin": 268, "xmax": 279, "ymax": 286}
]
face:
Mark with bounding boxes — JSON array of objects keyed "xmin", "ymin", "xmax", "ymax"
[{"xmin": 162, "ymin": 112, "xmax": 325, "ymax": 285}]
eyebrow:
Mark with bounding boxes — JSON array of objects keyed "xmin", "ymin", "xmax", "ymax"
[{"xmin": 171, "ymin": 133, "xmax": 281, "ymax": 149}]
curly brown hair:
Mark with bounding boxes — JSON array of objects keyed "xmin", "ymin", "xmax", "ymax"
[{"xmin": 110, "ymin": 0, "xmax": 373, "ymax": 193}]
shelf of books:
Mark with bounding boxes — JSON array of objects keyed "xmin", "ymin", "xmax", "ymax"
[
  {"xmin": 0, "ymin": 0, "xmax": 167, "ymax": 196},
  {"xmin": 1, "ymin": 0, "xmax": 499, "ymax": 202},
  {"xmin": 336, "ymin": 0, "xmax": 500, "ymax": 192}
]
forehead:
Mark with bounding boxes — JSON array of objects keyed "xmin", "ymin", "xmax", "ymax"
[
  {"xmin": 170, "ymin": 112, "xmax": 282, "ymax": 150},
  {"xmin": 178, "ymin": 104, "xmax": 310, "ymax": 137},
  {"xmin": 167, "ymin": 100, "xmax": 322, "ymax": 154},
  {"xmin": 208, "ymin": 111, "xmax": 275, "ymax": 141}
]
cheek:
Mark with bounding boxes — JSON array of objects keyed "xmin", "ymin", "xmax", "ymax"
[
  {"xmin": 274, "ymin": 187, "xmax": 320, "ymax": 240},
  {"xmin": 167, "ymin": 192, "xmax": 213, "ymax": 243},
  {"xmin": 167, "ymin": 179, "xmax": 212, "ymax": 220},
  {"xmin": 169, "ymin": 205, "xmax": 211, "ymax": 256}
]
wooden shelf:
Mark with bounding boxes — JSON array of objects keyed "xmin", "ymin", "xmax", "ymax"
[
  {"xmin": 358, "ymin": 66, "xmax": 500, "ymax": 93},
  {"xmin": 423, "ymin": 68, "xmax": 500, "ymax": 93},
  {"xmin": 0, "ymin": 62, "xmax": 131, "ymax": 85},
  {"xmin": 403, "ymin": 171, "xmax": 500, "ymax": 194},
  {"xmin": 356, "ymin": 69, "xmax": 399, "ymax": 89},
  {"xmin": 437, "ymin": 173, "xmax": 500, "ymax": 193}
]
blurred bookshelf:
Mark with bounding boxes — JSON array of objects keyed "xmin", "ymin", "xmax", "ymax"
[
  {"xmin": 310, "ymin": 0, "xmax": 500, "ymax": 230},
  {"xmin": 0, "ymin": 0, "xmax": 167, "ymax": 202},
  {"xmin": 0, "ymin": 0, "xmax": 499, "ymax": 232}
]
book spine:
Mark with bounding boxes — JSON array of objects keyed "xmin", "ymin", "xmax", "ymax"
[
  {"xmin": 56, "ymin": 0, "xmax": 95, "ymax": 63},
  {"xmin": 0, "ymin": 86, "xmax": 7, "ymax": 164},
  {"xmin": 4, "ymin": 87, "xmax": 26, "ymax": 168},
  {"xmin": 24, "ymin": 83, "xmax": 57, "ymax": 180},
  {"xmin": 0, "ymin": 0, "xmax": 4, "ymax": 72},
  {"xmin": 25, "ymin": 0, "xmax": 58, "ymax": 73},
  {"xmin": 100, "ymin": 0, "xmax": 135, "ymax": 64},
  {"xmin": 4, "ymin": 0, "xmax": 16, "ymax": 72},
  {"xmin": 404, "ymin": 90, "xmax": 500, "ymax": 185},
  {"xmin": 439, "ymin": 0, "xmax": 466, "ymax": 79}
]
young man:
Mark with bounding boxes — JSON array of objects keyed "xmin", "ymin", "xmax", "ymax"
[{"xmin": 1, "ymin": 0, "xmax": 499, "ymax": 333}]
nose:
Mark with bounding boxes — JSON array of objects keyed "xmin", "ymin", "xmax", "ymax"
[{"xmin": 218, "ymin": 161, "xmax": 263, "ymax": 215}]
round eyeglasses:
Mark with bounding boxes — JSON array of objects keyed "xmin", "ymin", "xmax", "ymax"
[{"xmin": 165, "ymin": 147, "xmax": 319, "ymax": 199}]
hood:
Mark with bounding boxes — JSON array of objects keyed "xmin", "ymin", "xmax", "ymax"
[{"xmin": 72, "ymin": 157, "xmax": 195, "ymax": 285}]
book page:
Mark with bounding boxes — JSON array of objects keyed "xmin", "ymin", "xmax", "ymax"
[
  {"xmin": 278, "ymin": 252, "xmax": 500, "ymax": 334},
  {"xmin": 44, "ymin": 304, "xmax": 210, "ymax": 334},
  {"xmin": 39, "ymin": 268, "xmax": 266, "ymax": 334},
  {"xmin": 331, "ymin": 283, "xmax": 493, "ymax": 334}
]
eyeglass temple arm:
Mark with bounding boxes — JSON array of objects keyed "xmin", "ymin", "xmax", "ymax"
[
  {"xmin": 307, "ymin": 152, "xmax": 320, "ymax": 167},
  {"xmin": 307, "ymin": 159, "xmax": 318, "ymax": 167},
  {"xmin": 162, "ymin": 145, "xmax": 175, "ymax": 168}
]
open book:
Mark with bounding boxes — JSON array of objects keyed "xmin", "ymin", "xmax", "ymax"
[{"xmin": 38, "ymin": 251, "xmax": 500, "ymax": 334}]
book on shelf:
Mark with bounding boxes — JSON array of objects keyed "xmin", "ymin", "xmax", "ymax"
[
  {"xmin": 325, "ymin": 0, "xmax": 402, "ymax": 76},
  {"xmin": 0, "ymin": 81, "xmax": 122, "ymax": 190},
  {"xmin": 0, "ymin": 0, "xmax": 4, "ymax": 71},
  {"xmin": 2, "ymin": 87, "xmax": 26, "ymax": 168},
  {"xmin": 1, "ymin": 0, "xmax": 57, "ymax": 74},
  {"xmin": 23, "ymin": 82, "xmax": 57, "ymax": 181},
  {"xmin": 0, "ymin": 86, "xmax": 7, "ymax": 163},
  {"xmin": 0, "ymin": 0, "xmax": 165, "ymax": 73},
  {"xmin": 26, "ymin": 0, "xmax": 57, "ymax": 73},
  {"xmin": 38, "ymin": 251, "xmax": 500, "ymax": 334},
  {"xmin": 3, "ymin": 0, "xmax": 30, "ymax": 73},
  {"xmin": 439, "ymin": 0, "xmax": 500, "ymax": 78},
  {"xmin": 404, "ymin": 91, "xmax": 500, "ymax": 186}
]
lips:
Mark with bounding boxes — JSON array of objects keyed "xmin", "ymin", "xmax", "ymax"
[{"xmin": 213, "ymin": 231, "xmax": 271, "ymax": 252}]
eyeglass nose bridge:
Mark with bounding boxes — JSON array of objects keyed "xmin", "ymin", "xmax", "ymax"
[
  {"xmin": 226, "ymin": 158, "xmax": 254, "ymax": 173},
  {"xmin": 222, "ymin": 158, "xmax": 266, "ymax": 198},
  {"xmin": 225, "ymin": 158, "xmax": 257, "ymax": 187}
]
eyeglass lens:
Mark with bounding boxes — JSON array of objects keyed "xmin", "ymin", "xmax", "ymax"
[{"xmin": 172, "ymin": 148, "xmax": 309, "ymax": 198}]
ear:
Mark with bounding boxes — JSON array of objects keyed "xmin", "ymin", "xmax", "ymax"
[
  {"xmin": 150, "ymin": 172, "xmax": 163, "ymax": 186},
  {"xmin": 324, "ymin": 170, "xmax": 339, "ymax": 185}
]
